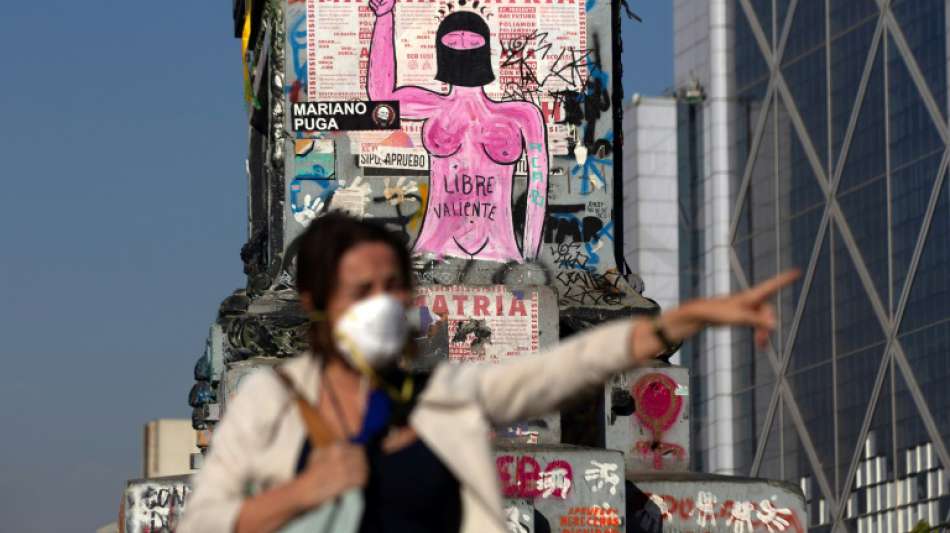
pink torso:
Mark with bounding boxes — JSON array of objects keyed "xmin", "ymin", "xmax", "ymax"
[{"xmin": 414, "ymin": 94, "xmax": 527, "ymax": 262}]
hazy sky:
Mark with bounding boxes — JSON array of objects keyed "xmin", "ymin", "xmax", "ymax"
[{"xmin": 0, "ymin": 1, "xmax": 670, "ymax": 531}]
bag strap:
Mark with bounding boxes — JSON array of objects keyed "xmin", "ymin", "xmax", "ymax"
[{"xmin": 274, "ymin": 367, "xmax": 337, "ymax": 447}]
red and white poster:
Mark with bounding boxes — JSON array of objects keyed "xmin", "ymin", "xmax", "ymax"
[
  {"xmin": 305, "ymin": 0, "xmax": 588, "ymax": 154},
  {"xmin": 414, "ymin": 286, "xmax": 540, "ymax": 361}
]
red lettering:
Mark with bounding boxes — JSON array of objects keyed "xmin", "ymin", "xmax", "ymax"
[
  {"xmin": 540, "ymin": 100, "xmax": 561, "ymax": 123},
  {"xmin": 516, "ymin": 456, "xmax": 542, "ymax": 498},
  {"xmin": 496, "ymin": 456, "xmax": 516, "ymax": 497},
  {"xmin": 431, "ymin": 295, "xmax": 449, "ymax": 316},
  {"xmin": 509, "ymin": 297, "xmax": 527, "ymax": 316},
  {"xmin": 452, "ymin": 294, "xmax": 468, "ymax": 315},
  {"xmin": 678, "ymin": 498, "xmax": 694, "ymax": 520},
  {"xmin": 473, "ymin": 295, "xmax": 490, "ymax": 316}
]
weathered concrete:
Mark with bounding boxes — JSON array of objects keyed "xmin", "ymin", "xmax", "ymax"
[
  {"xmin": 626, "ymin": 473, "xmax": 806, "ymax": 533},
  {"xmin": 122, "ymin": 475, "xmax": 191, "ymax": 533},
  {"xmin": 497, "ymin": 446, "xmax": 626, "ymax": 533}
]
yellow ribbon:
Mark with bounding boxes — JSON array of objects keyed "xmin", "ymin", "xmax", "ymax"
[{"xmin": 241, "ymin": 0, "xmax": 253, "ymax": 104}]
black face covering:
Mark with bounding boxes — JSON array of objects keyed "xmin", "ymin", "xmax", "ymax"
[{"xmin": 434, "ymin": 12, "xmax": 494, "ymax": 87}]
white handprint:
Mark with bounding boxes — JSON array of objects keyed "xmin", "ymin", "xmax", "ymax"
[
  {"xmin": 294, "ymin": 194, "xmax": 325, "ymax": 225},
  {"xmin": 330, "ymin": 177, "xmax": 373, "ymax": 217}
]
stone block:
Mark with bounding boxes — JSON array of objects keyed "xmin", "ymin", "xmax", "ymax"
[
  {"xmin": 123, "ymin": 475, "xmax": 192, "ymax": 533},
  {"xmin": 496, "ymin": 446, "xmax": 626, "ymax": 533},
  {"xmin": 605, "ymin": 364, "xmax": 690, "ymax": 475},
  {"xmin": 627, "ymin": 473, "xmax": 807, "ymax": 533},
  {"xmin": 413, "ymin": 285, "xmax": 561, "ymax": 444}
]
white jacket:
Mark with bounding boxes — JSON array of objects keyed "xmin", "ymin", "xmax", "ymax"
[{"xmin": 179, "ymin": 319, "xmax": 635, "ymax": 533}]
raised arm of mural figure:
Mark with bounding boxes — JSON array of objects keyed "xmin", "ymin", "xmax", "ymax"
[
  {"xmin": 368, "ymin": 0, "xmax": 444, "ymax": 118},
  {"xmin": 464, "ymin": 270, "xmax": 800, "ymax": 426},
  {"xmin": 517, "ymin": 103, "xmax": 549, "ymax": 259}
]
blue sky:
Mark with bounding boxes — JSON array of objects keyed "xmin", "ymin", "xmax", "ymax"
[{"xmin": 0, "ymin": 1, "xmax": 670, "ymax": 530}]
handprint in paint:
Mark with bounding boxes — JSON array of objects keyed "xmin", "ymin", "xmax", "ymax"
[
  {"xmin": 383, "ymin": 176, "xmax": 420, "ymax": 206},
  {"xmin": 293, "ymin": 194, "xmax": 326, "ymax": 226}
]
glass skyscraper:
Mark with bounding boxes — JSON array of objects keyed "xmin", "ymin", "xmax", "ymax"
[{"xmin": 673, "ymin": 1, "xmax": 950, "ymax": 530}]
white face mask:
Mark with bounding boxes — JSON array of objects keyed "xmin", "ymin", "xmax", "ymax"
[{"xmin": 332, "ymin": 293, "xmax": 410, "ymax": 371}]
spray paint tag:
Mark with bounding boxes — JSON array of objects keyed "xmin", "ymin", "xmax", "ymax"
[{"xmin": 674, "ymin": 384, "xmax": 689, "ymax": 396}]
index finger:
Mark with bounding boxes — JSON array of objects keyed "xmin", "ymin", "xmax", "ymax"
[{"xmin": 747, "ymin": 269, "xmax": 801, "ymax": 302}]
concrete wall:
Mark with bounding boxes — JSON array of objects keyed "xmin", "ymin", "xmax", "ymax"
[{"xmin": 622, "ymin": 96, "xmax": 679, "ymax": 316}]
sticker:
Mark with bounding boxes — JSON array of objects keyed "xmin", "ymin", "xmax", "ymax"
[
  {"xmin": 358, "ymin": 146, "xmax": 430, "ymax": 171},
  {"xmin": 291, "ymin": 100, "xmax": 401, "ymax": 132},
  {"xmin": 674, "ymin": 384, "xmax": 689, "ymax": 397}
]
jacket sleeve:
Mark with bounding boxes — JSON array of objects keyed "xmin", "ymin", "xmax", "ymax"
[
  {"xmin": 432, "ymin": 319, "xmax": 636, "ymax": 426},
  {"xmin": 178, "ymin": 370, "xmax": 285, "ymax": 533}
]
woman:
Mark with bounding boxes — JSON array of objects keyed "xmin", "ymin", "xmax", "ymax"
[
  {"xmin": 180, "ymin": 213, "xmax": 797, "ymax": 533},
  {"xmin": 367, "ymin": 0, "xmax": 548, "ymax": 263}
]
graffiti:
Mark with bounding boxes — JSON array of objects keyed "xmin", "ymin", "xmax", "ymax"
[
  {"xmin": 497, "ymin": 454, "xmax": 573, "ymax": 499},
  {"xmin": 631, "ymin": 373, "xmax": 686, "ymax": 469},
  {"xmin": 694, "ymin": 491, "xmax": 718, "ymax": 527},
  {"xmin": 643, "ymin": 493, "xmax": 804, "ymax": 533},
  {"xmin": 499, "ymin": 28, "xmax": 591, "ymax": 92},
  {"xmin": 726, "ymin": 499, "xmax": 755, "ymax": 532},
  {"xmin": 560, "ymin": 504, "xmax": 621, "ymax": 532},
  {"xmin": 551, "ymin": 242, "xmax": 590, "ymax": 269},
  {"xmin": 124, "ymin": 478, "xmax": 191, "ymax": 533},
  {"xmin": 367, "ymin": 0, "xmax": 549, "ymax": 262},
  {"xmin": 584, "ymin": 460, "xmax": 620, "ymax": 495},
  {"xmin": 555, "ymin": 268, "xmax": 623, "ymax": 306}
]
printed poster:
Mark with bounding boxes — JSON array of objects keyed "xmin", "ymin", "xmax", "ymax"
[
  {"xmin": 414, "ymin": 286, "xmax": 540, "ymax": 361},
  {"xmin": 304, "ymin": 0, "xmax": 589, "ymax": 154}
]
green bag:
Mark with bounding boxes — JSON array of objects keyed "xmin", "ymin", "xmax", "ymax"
[
  {"xmin": 278, "ymin": 489, "xmax": 364, "ymax": 533},
  {"xmin": 274, "ymin": 369, "xmax": 365, "ymax": 533}
]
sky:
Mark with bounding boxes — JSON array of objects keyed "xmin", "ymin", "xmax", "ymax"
[{"xmin": 0, "ymin": 1, "xmax": 670, "ymax": 531}]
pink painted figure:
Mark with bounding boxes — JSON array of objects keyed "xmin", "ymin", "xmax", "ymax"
[{"xmin": 368, "ymin": 0, "xmax": 549, "ymax": 262}]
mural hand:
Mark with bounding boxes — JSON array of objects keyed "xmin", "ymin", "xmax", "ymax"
[{"xmin": 369, "ymin": 0, "xmax": 396, "ymax": 17}]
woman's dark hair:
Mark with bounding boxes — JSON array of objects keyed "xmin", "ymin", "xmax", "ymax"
[{"xmin": 296, "ymin": 212, "xmax": 413, "ymax": 355}]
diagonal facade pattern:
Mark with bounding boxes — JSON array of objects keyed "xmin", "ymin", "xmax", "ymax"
[{"xmin": 723, "ymin": 0, "xmax": 950, "ymax": 530}]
